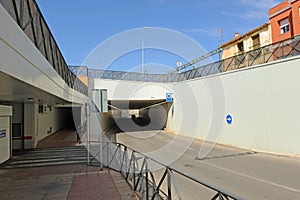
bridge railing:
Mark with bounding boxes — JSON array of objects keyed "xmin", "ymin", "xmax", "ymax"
[
  {"xmin": 73, "ymin": 36, "xmax": 300, "ymax": 83},
  {"xmin": 0, "ymin": 0, "xmax": 88, "ymax": 96}
]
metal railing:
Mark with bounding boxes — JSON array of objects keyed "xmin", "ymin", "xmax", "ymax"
[
  {"xmin": 0, "ymin": 0, "xmax": 88, "ymax": 95},
  {"xmin": 85, "ymin": 101, "xmax": 245, "ymax": 199},
  {"xmin": 219, "ymin": 36, "xmax": 300, "ymax": 72},
  {"xmin": 90, "ymin": 141, "xmax": 245, "ymax": 200},
  {"xmin": 72, "ymin": 36, "xmax": 300, "ymax": 83},
  {"xmin": 87, "ymin": 69, "xmax": 186, "ymax": 83},
  {"xmin": 2, "ymin": 1, "xmax": 299, "ymax": 86}
]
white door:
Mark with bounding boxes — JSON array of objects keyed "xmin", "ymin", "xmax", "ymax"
[{"xmin": 0, "ymin": 116, "xmax": 10, "ymax": 164}]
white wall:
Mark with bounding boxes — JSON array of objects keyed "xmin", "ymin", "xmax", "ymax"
[
  {"xmin": 91, "ymin": 78, "xmax": 171, "ymax": 100},
  {"xmin": 24, "ymin": 103, "xmax": 37, "ymax": 148},
  {"xmin": 0, "ymin": 105, "xmax": 12, "ymax": 164},
  {"xmin": 168, "ymin": 56, "xmax": 300, "ymax": 156},
  {"xmin": 91, "ymin": 78, "xmax": 174, "ymax": 134},
  {"xmin": 92, "ymin": 56, "xmax": 300, "ymax": 156}
]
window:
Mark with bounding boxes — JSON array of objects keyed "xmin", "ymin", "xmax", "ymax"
[
  {"xmin": 252, "ymin": 34, "xmax": 260, "ymax": 49},
  {"xmin": 12, "ymin": 123, "xmax": 22, "ymax": 137},
  {"xmin": 280, "ymin": 18, "xmax": 290, "ymax": 34},
  {"xmin": 237, "ymin": 41, "xmax": 244, "ymax": 53}
]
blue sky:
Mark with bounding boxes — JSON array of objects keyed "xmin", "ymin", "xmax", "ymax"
[{"xmin": 36, "ymin": 0, "xmax": 280, "ymax": 72}]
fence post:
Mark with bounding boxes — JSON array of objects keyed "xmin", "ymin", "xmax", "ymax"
[{"xmin": 167, "ymin": 169, "xmax": 172, "ymax": 200}]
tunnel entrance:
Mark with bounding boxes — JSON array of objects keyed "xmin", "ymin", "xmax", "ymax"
[
  {"xmin": 107, "ymin": 99, "xmax": 173, "ymax": 133},
  {"xmin": 34, "ymin": 106, "xmax": 82, "ymax": 148}
]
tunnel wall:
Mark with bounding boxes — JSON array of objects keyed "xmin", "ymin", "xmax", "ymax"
[
  {"xmin": 91, "ymin": 79, "xmax": 171, "ymax": 100},
  {"xmin": 168, "ymin": 55, "xmax": 300, "ymax": 156},
  {"xmin": 91, "ymin": 78, "xmax": 173, "ymax": 133},
  {"xmin": 36, "ymin": 106, "xmax": 69, "ymax": 142},
  {"xmin": 91, "ymin": 56, "xmax": 300, "ymax": 156},
  {"xmin": 23, "ymin": 103, "xmax": 72, "ymax": 148}
]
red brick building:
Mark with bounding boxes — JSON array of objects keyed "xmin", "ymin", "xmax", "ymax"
[{"xmin": 269, "ymin": 0, "xmax": 300, "ymax": 43}]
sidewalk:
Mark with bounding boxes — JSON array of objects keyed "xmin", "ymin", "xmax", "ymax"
[{"xmin": 0, "ymin": 129, "xmax": 136, "ymax": 200}]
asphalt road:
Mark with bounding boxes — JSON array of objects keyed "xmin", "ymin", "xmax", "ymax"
[{"xmin": 117, "ymin": 131, "xmax": 300, "ymax": 200}]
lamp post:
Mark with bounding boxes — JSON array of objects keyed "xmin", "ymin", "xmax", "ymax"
[
  {"xmin": 142, "ymin": 26, "xmax": 147, "ymax": 74},
  {"xmin": 216, "ymin": 29, "xmax": 224, "ymax": 61}
]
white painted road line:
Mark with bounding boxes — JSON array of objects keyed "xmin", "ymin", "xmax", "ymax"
[{"xmin": 204, "ymin": 161, "xmax": 300, "ymax": 194}]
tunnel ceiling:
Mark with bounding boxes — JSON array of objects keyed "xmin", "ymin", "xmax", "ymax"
[{"xmin": 108, "ymin": 99, "xmax": 166, "ymax": 110}]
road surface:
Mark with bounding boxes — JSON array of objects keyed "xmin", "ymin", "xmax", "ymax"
[{"xmin": 117, "ymin": 130, "xmax": 300, "ymax": 199}]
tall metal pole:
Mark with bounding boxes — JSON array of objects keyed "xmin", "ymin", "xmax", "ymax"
[
  {"xmin": 142, "ymin": 27, "xmax": 147, "ymax": 75},
  {"xmin": 86, "ymin": 103, "xmax": 90, "ymax": 165}
]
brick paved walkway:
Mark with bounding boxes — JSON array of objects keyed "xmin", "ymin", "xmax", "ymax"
[
  {"xmin": 36, "ymin": 129, "xmax": 79, "ymax": 148},
  {"xmin": 0, "ymin": 129, "xmax": 136, "ymax": 200}
]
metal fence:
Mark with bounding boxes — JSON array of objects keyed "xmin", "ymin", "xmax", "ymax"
[
  {"xmin": 85, "ymin": 101, "xmax": 245, "ymax": 200},
  {"xmin": 72, "ymin": 36, "xmax": 300, "ymax": 83},
  {"xmin": 88, "ymin": 141, "xmax": 245, "ymax": 200},
  {"xmin": 87, "ymin": 69, "xmax": 186, "ymax": 83},
  {"xmin": 0, "ymin": 0, "xmax": 88, "ymax": 96},
  {"xmin": 218, "ymin": 36, "xmax": 300, "ymax": 72}
]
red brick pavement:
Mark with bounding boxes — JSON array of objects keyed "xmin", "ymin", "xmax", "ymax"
[
  {"xmin": 67, "ymin": 168, "xmax": 121, "ymax": 200},
  {"xmin": 37, "ymin": 129, "xmax": 78, "ymax": 148},
  {"xmin": 0, "ymin": 129, "xmax": 136, "ymax": 200}
]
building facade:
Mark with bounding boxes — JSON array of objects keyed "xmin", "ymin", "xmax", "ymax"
[
  {"xmin": 221, "ymin": 23, "xmax": 272, "ymax": 60},
  {"xmin": 269, "ymin": 0, "xmax": 300, "ymax": 43},
  {"xmin": 220, "ymin": 23, "xmax": 272, "ymax": 72}
]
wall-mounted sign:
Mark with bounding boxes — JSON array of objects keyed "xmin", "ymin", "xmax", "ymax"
[
  {"xmin": 0, "ymin": 130, "xmax": 6, "ymax": 138},
  {"xmin": 166, "ymin": 93, "xmax": 173, "ymax": 103},
  {"xmin": 226, "ymin": 114, "xmax": 233, "ymax": 125}
]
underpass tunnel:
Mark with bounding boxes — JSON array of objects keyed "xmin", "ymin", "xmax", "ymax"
[
  {"xmin": 8, "ymin": 102, "xmax": 83, "ymax": 152},
  {"xmin": 102, "ymin": 100, "xmax": 173, "ymax": 135}
]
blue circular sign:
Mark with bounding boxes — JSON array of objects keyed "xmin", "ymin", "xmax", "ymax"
[{"xmin": 226, "ymin": 114, "xmax": 233, "ymax": 125}]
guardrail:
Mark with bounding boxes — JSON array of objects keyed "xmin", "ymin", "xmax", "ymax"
[
  {"xmin": 92, "ymin": 141, "xmax": 245, "ymax": 200},
  {"xmin": 0, "ymin": 0, "xmax": 88, "ymax": 95},
  {"xmin": 72, "ymin": 36, "xmax": 300, "ymax": 83}
]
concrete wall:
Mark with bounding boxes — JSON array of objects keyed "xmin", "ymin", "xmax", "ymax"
[
  {"xmin": 0, "ymin": 105, "xmax": 12, "ymax": 164},
  {"xmin": 92, "ymin": 56, "xmax": 300, "ymax": 156},
  {"xmin": 24, "ymin": 103, "xmax": 37, "ymax": 148},
  {"xmin": 91, "ymin": 78, "xmax": 173, "ymax": 136},
  {"xmin": 11, "ymin": 102, "xmax": 24, "ymax": 149},
  {"xmin": 168, "ymin": 56, "xmax": 300, "ymax": 156},
  {"xmin": 91, "ymin": 78, "xmax": 170, "ymax": 100},
  {"xmin": 36, "ymin": 106, "xmax": 68, "ymax": 142}
]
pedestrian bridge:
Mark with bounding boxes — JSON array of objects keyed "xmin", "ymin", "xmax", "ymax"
[{"xmin": 0, "ymin": 1, "xmax": 88, "ymax": 155}]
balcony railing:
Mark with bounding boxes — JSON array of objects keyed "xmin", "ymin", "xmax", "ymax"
[
  {"xmin": 71, "ymin": 36, "xmax": 300, "ymax": 83},
  {"xmin": 0, "ymin": 0, "xmax": 88, "ymax": 96}
]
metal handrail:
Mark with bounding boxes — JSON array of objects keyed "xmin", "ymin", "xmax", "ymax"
[
  {"xmin": 0, "ymin": 0, "xmax": 88, "ymax": 95},
  {"xmin": 76, "ymin": 36, "xmax": 300, "ymax": 83},
  {"xmin": 96, "ymin": 141, "xmax": 246, "ymax": 200}
]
